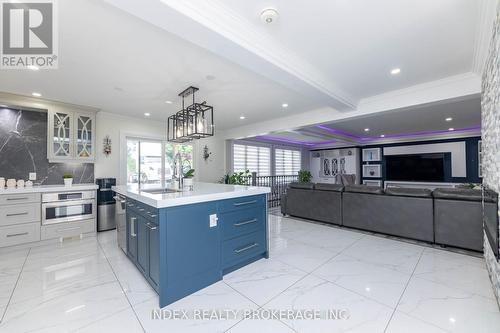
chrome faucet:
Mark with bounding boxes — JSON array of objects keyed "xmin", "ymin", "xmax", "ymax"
[{"xmin": 172, "ymin": 152, "xmax": 183, "ymax": 189}]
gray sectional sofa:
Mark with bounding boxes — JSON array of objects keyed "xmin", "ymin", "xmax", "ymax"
[{"xmin": 281, "ymin": 183, "xmax": 498, "ymax": 252}]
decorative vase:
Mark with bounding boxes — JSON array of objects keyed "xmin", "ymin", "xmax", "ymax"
[
  {"xmin": 16, "ymin": 179, "xmax": 25, "ymax": 188},
  {"xmin": 25, "ymin": 180, "xmax": 33, "ymax": 188},
  {"xmin": 64, "ymin": 178, "xmax": 73, "ymax": 187}
]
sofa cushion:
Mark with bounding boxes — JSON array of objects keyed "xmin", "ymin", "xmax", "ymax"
[
  {"xmin": 432, "ymin": 188, "xmax": 482, "ymax": 202},
  {"xmin": 344, "ymin": 184, "xmax": 384, "ymax": 195},
  {"xmin": 385, "ymin": 187, "xmax": 432, "ymax": 198},
  {"xmin": 315, "ymin": 183, "xmax": 344, "ymax": 192},
  {"xmin": 289, "ymin": 182, "xmax": 314, "ymax": 190}
]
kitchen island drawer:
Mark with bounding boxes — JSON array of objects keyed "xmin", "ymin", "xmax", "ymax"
[
  {"xmin": 41, "ymin": 219, "xmax": 95, "ymax": 240},
  {"xmin": 222, "ymin": 230, "xmax": 266, "ymax": 269},
  {"xmin": 217, "ymin": 195, "xmax": 265, "ymax": 213},
  {"xmin": 0, "ymin": 222, "xmax": 40, "ymax": 247},
  {"xmin": 219, "ymin": 208, "xmax": 265, "ymax": 240},
  {"xmin": 0, "ymin": 193, "xmax": 40, "ymax": 205},
  {"xmin": 0, "ymin": 203, "xmax": 41, "ymax": 226}
]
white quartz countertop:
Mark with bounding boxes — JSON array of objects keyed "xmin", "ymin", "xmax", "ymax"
[
  {"xmin": 0, "ymin": 183, "xmax": 98, "ymax": 194},
  {"xmin": 112, "ymin": 182, "xmax": 270, "ymax": 208}
]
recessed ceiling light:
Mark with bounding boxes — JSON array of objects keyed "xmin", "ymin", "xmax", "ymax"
[
  {"xmin": 32, "ymin": 92, "xmax": 42, "ymax": 97},
  {"xmin": 390, "ymin": 68, "xmax": 401, "ymax": 75},
  {"xmin": 206, "ymin": 75, "xmax": 216, "ymax": 80},
  {"xmin": 448, "ymin": 128, "xmax": 455, "ymax": 131},
  {"xmin": 144, "ymin": 113, "xmax": 151, "ymax": 117},
  {"xmin": 445, "ymin": 117, "xmax": 453, "ymax": 122},
  {"xmin": 380, "ymin": 134, "xmax": 385, "ymax": 138},
  {"xmin": 282, "ymin": 103, "xmax": 288, "ymax": 108},
  {"xmin": 239, "ymin": 116, "xmax": 246, "ymax": 120},
  {"xmin": 27, "ymin": 65, "xmax": 39, "ymax": 71},
  {"xmin": 364, "ymin": 128, "xmax": 370, "ymax": 132}
]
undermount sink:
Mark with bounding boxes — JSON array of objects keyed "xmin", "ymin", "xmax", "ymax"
[{"xmin": 141, "ymin": 188, "xmax": 182, "ymax": 195}]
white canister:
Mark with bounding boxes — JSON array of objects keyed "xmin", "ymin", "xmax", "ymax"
[
  {"xmin": 25, "ymin": 180, "xmax": 33, "ymax": 188},
  {"xmin": 6, "ymin": 179, "xmax": 16, "ymax": 189},
  {"xmin": 16, "ymin": 179, "xmax": 25, "ymax": 188},
  {"xmin": 0, "ymin": 177, "xmax": 5, "ymax": 189}
]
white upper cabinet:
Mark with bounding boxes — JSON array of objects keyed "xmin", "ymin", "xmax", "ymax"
[{"xmin": 48, "ymin": 110, "xmax": 96, "ymax": 163}]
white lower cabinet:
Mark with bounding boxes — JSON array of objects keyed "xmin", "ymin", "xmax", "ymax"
[
  {"xmin": 41, "ymin": 219, "xmax": 95, "ymax": 240},
  {"xmin": 0, "ymin": 203, "xmax": 41, "ymax": 226},
  {"xmin": 0, "ymin": 222, "xmax": 40, "ymax": 247}
]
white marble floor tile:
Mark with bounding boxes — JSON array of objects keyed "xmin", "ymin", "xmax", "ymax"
[
  {"xmin": 295, "ymin": 227, "xmax": 365, "ymax": 253},
  {"xmin": 270, "ymin": 238, "xmax": 338, "ymax": 272},
  {"xmin": 0, "ymin": 281, "xmax": 131, "ymax": 333},
  {"xmin": 414, "ymin": 248, "xmax": 495, "ymax": 299},
  {"xmin": 264, "ymin": 275, "xmax": 393, "ymax": 333},
  {"xmin": 385, "ymin": 311, "xmax": 449, "ymax": 333},
  {"xmin": 341, "ymin": 235, "xmax": 424, "ymax": 274},
  {"xmin": 397, "ymin": 276, "xmax": 500, "ymax": 333},
  {"xmin": 223, "ymin": 258, "xmax": 308, "ymax": 306},
  {"xmin": 133, "ymin": 281, "xmax": 257, "ymax": 333},
  {"xmin": 10, "ymin": 252, "xmax": 117, "ymax": 305},
  {"xmin": 313, "ymin": 253, "xmax": 411, "ymax": 308},
  {"xmin": 226, "ymin": 318, "xmax": 296, "ymax": 333},
  {"xmin": 73, "ymin": 307, "xmax": 144, "ymax": 333},
  {"xmin": 107, "ymin": 254, "xmax": 157, "ymax": 306}
]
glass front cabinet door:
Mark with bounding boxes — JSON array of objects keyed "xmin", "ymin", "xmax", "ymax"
[
  {"xmin": 74, "ymin": 112, "xmax": 95, "ymax": 161},
  {"xmin": 48, "ymin": 110, "xmax": 96, "ymax": 162}
]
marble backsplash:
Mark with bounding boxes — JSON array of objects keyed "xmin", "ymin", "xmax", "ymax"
[{"xmin": 0, "ymin": 108, "xmax": 94, "ymax": 185}]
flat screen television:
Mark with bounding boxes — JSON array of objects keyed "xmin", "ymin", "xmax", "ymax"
[{"xmin": 385, "ymin": 153, "xmax": 445, "ymax": 182}]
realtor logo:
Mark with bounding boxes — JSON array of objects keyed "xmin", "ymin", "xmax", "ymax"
[{"xmin": 1, "ymin": 0, "xmax": 58, "ymax": 69}]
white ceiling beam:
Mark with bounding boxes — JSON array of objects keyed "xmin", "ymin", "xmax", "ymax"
[{"xmin": 103, "ymin": 0, "xmax": 356, "ymax": 111}]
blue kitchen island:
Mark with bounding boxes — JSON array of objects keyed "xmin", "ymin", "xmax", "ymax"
[{"xmin": 112, "ymin": 182, "xmax": 270, "ymax": 307}]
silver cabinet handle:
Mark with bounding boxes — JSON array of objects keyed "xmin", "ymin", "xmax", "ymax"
[
  {"xmin": 6, "ymin": 197, "xmax": 29, "ymax": 201},
  {"xmin": 139, "ymin": 208, "xmax": 145, "ymax": 212},
  {"xmin": 130, "ymin": 217, "xmax": 137, "ymax": 237},
  {"xmin": 7, "ymin": 232, "xmax": 29, "ymax": 237},
  {"xmin": 234, "ymin": 242, "xmax": 259, "ymax": 254},
  {"xmin": 234, "ymin": 218, "xmax": 257, "ymax": 227},
  {"xmin": 6, "ymin": 212, "xmax": 29, "ymax": 217},
  {"xmin": 233, "ymin": 200, "xmax": 257, "ymax": 207},
  {"xmin": 148, "ymin": 213, "xmax": 157, "ymax": 218}
]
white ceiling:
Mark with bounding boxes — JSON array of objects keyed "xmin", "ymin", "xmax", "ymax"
[
  {"xmin": 0, "ymin": 0, "xmax": 320, "ymax": 129},
  {"xmin": 215, "ymin": 0, "xmax": 480, "ymax": 99},
  {"xmin": 255, "ymin": 96, "xmax": 481, "ymax": 147},
  {"xmin": 0, "ymin": 0, "xmax": 490, "ymax": 133}
]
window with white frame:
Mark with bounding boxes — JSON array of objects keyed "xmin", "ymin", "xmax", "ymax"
[
  {"xmin": 233, "ymin": 144, "xmax": 271, "ymax": 176},
  {"xmin": 126, "ymin": 137, "xmax": 193, "ymax": 187},
  {"xmin": 275, "ymin": 148, "xmax": 301, "ymax": 175}
]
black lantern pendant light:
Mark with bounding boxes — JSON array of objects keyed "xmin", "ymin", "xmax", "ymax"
[{"xmin": 167, "ymin": 86, "xmax": 214, "ymax": 143}]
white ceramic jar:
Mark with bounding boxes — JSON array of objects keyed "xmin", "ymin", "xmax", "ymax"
[
  {"xmin": 16, "ymin": 179, "xmax": 25, "ymax": 188},
  {"xmin": 0, "ymin": 177, "xmax": 5, "ymax": 189},
  {"xmin": 6, "ymin": 179, "xmax": 16, "ymax": 189}
]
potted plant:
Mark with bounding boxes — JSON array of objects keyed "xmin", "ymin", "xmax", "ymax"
[
  {"xmin": 63, "ymin": 173, "xmax": 73, "ymax": 187},
  {"xmin": 220, "ymin": 170, "xmax": 251, "ymax": 185},
  {"xmin": 298, "ymin": 170, "xmax": 312, "ymax": 183},
  {"xmin": 183, "ymin": 169, "xmax": 195, "ymax": 190}
]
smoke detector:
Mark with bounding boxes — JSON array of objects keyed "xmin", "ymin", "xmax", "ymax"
[{"xmin": 260, "ymin": 8, "xmax": 279, "ymax": 24}]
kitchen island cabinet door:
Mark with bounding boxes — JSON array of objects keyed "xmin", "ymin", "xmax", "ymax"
[{"xmin": 136, "ymin": 215, "xmax": 149, "ymax": 276}]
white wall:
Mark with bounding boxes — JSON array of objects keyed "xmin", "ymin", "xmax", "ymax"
[
  {"xmin": 192, "ymin": 135, "xmax": 227, "ymax": 183},
  {"xmin": 95, "ymin": 112, "xmax": 228, "ymax": 184},
  {"xmin": 94, "ymin": 112, "xmax": 166, "ymax": 183}
]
